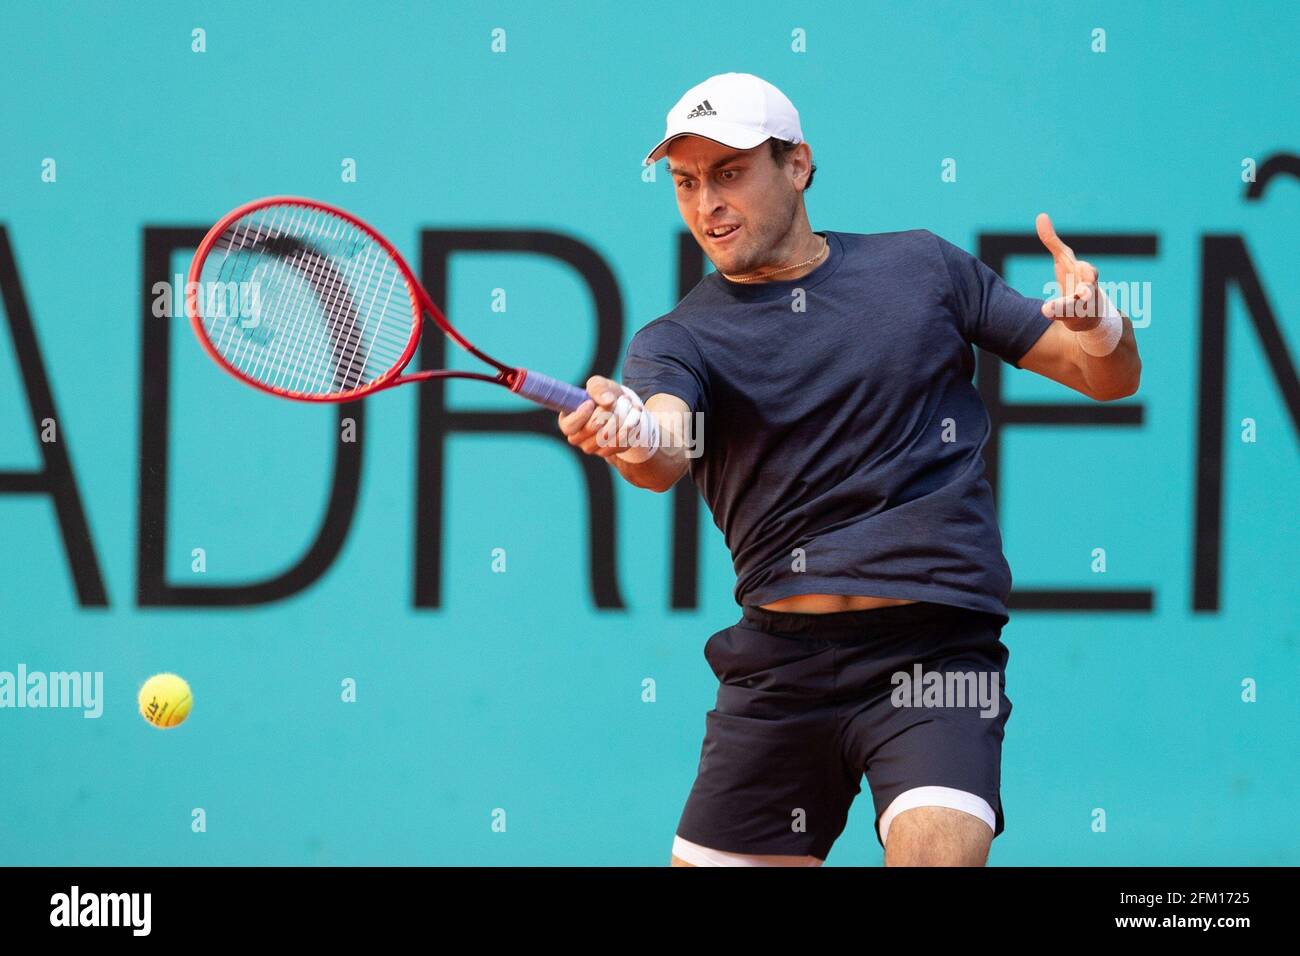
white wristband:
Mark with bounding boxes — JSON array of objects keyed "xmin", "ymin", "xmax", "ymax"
[
  {"xmin": 1076, "ymin": 295, "xmax": 1123, "ymax": 357},
  {"xmin": 609, "ymin": 385, "xmax": 660, "ymax": 464},
  {"xmin": 615, "ymin": 407, "xmax": 660, "ymax": 464}
]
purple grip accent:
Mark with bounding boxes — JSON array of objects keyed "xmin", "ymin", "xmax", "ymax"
[{"xmin": 515, "ymin": 369, "xmax": 589, "ymax": 413}]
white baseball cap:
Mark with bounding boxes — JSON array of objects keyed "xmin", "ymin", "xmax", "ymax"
[{"xmin": 642, "ymin": 72, "xmax": 803, "ymax": 166}]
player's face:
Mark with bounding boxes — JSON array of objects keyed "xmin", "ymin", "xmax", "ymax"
[{"xmin": 667, "ymin": 137, "xmax": 803, "ymax": 276}]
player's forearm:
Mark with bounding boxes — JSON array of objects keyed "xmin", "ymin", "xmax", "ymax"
[
  {"xmin": 1076, "ymin": 313, "xmax": 1142, "ymax": 401},
  {"xmin": 611, "ymin": 436, "xmax": 688, "ymax": 492}
]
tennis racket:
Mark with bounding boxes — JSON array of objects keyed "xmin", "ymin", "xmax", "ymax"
[{"xmin": 185, "ymin": 196, "xmax": 589, "ymax": 412}]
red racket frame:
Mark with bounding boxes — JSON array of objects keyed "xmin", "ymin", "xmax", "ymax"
[{"xmin": 186, "ymin": 196, "xmax": 528, "ymax": 404}]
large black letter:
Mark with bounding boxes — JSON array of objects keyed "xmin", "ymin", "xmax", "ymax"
[
  {"xmin": 1192, "ymin": 155, "xmax": 1300, "ymax": 612},
  {"xmin": 137, "ymin": 228, "xmax": 363, "ymax": 606},
  {"xmin": 0, "ymin": 227, "xmax": 107, "ymax": 605},
  {"xmin": 978, "ymin": 232, "xmax": 1155, "ymax": 612},
  {"xmin": 414, "ymin": 230, "xmax": 624, "ymax": 608}
]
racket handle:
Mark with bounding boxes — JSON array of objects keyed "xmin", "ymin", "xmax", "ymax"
[{"xmin": 513, "ymin": 369, "xmax": 590, "ymax": 413}]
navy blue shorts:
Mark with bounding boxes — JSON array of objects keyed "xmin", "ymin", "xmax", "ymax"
[{"xmin": 675, "ymin": 600, "xmax": 1013, "ymax": 860}]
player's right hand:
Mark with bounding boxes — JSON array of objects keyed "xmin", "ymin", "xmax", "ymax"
[{"xmin": 557, "ymin": 375, "xmax": 650, "ymax": 460}]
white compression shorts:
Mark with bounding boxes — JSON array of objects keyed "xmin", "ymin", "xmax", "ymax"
[
  {"xmin": 671, "ymin": 834, "xmax": 824, "ymax": 867},
  {"xmin": 672, "ymin": 786, "xmax": 995, "ymax": 865}
]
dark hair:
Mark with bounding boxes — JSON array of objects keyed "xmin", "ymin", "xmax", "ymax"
[{"xmin": 769, "ymin": 137, "xmax": 816, "ymax": 191}]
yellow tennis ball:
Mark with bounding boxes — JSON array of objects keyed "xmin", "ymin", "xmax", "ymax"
[{"xmin": 138, "ymin": 673, "xmax": 193, "ymax": 729}]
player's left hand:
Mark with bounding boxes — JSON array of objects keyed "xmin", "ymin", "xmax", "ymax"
[{"xmin": 1035, "ymin": 212, "xmax": 1111, "ymax": 332}]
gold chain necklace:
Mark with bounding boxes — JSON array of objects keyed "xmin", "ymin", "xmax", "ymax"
[{"xmin": 720, "ymin": 235, "xmax": 828, "ymax": 284}]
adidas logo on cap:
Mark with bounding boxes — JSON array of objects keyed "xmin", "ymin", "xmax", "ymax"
[{"xmin": 685, "ymin": 99, "xmax": 717, "ymax": 118}]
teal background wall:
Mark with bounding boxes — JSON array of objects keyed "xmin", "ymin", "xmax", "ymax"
[{"xmin": 1, "ymin": 1, "xmax": 1296, "ymax": 865}]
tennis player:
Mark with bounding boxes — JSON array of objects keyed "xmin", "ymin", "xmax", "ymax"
[{"xmin": 557, "ymin": 72, "xmax": 1141, "ymax": 866}]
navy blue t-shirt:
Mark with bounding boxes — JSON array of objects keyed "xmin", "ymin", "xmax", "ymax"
[{"xmin": 620, "ymin": 229, "xmax": 1052, "ymax": 618}]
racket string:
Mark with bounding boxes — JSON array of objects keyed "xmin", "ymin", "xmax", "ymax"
[
  {"xmin": 273, "ymin": 211, "xmax": 357, "ymax": 391},
  {"xmin": 259, "ymin": 210, "xmax": 364, "ymax": 392},
  {"xmin": 325, "ymin": 231, "xmax": 392, "ymax": 392},
  {"xmin": 198, "ymin": 203, "xmax": 419, "ymax": 397},
  {"xmin": 243, "ymin": 208, "xmax": 318, "ymax": 386},
  {"xmin": 340, "ymin": 254, "xmax": 399, "ymax": 392},
  {"xmin": 220, "ymin": 206, "xmax": 316, "ymax": 381},
  {"xmin": 210, "ymin": 207, "xmax": 281, "ymax": 365}
]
